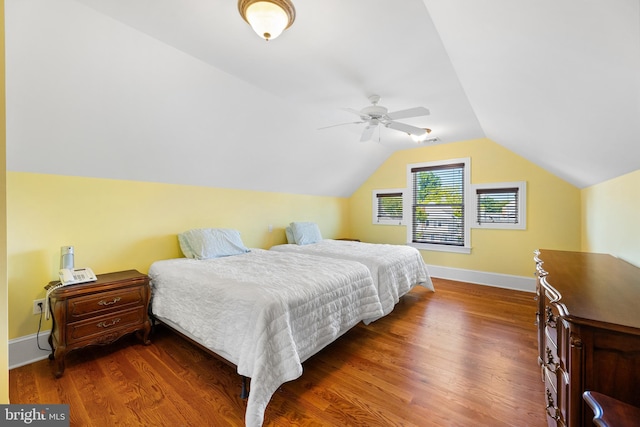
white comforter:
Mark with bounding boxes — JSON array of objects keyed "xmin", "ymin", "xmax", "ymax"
[
  {"xmin": 271, "ymin": 239, "xmax": 434, "ymax": 321},
  {"xmin": 148, "ymin": 249, "xmax": 383, "ymax": 427}
]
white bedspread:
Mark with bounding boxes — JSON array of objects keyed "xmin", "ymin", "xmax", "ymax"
[
  {"xmin": 271, "ymin": 240, "xmax": 434, "ymax": 321},
  {"xmin": 148, "ymin": 249, "xmax": 382, "ymax": 427}
]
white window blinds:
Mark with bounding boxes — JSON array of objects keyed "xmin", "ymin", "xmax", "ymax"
[
  {"xmin": 476, "ymin": 187, "xmax": 519, "ymax": 225},
  {"xmin": 376, "ymin": 192, "xmax": 403, "ymax": 222},
  {"xmin": 410, "ymin": 163, "xmax": 465, "ymax": 246}
]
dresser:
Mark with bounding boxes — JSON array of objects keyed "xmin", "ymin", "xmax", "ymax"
[
  {"xmin": 534, "ymin": 250, "xmax": 640, "ymax": 427},
  {"xmin": 47, "ymin": 269, "xmax": 152, "ymax": 378}
]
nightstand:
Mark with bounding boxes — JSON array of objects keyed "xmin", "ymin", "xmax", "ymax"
[{"xmin": 46, "ymin": 269, "xmax": 151, "ymax": 378}]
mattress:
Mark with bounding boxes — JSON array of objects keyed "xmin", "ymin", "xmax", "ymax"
[
  {"xmin": 271, "ymin": 239, "xmax": 434, "ymax": 320},
  {"xmin": 148, "ymin": 249, "xmax": 383, "ymax": 427}
]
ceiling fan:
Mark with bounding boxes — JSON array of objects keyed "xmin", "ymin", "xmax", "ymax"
[{"xmin": 320, "ymin": 95, "xmax": 430, "ymax": 142}]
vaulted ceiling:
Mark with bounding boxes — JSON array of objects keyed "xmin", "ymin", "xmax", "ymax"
[{"xmin": 6, "ymin": 0, "xmax": 639, "ymax": 197}]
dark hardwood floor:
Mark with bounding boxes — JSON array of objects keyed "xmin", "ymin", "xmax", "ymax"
[{"xmin": 10, "ymin": 279, "xmax": 546, "ymax": 426}]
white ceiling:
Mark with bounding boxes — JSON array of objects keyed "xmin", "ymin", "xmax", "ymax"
[{"xmin": 6, "ymin": 0, "xmax": 640, "ymax": 197}]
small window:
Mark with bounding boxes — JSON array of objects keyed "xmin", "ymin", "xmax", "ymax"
[
  {"xmin": 473, "ymin": 182, "xmax": 526, "ymax": 230},
  {"xmin": 372, "ymin": 189, "xmax": 405, "ymax": 225}
]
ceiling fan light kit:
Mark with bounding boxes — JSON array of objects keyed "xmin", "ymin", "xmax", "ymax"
[
  {"xmin": 411, "ymin": 128, "xmax": 432, "ymax": 142},
  {"xmin": 238, "ymin": 0, "xmax": 296, "ymax": 41}
]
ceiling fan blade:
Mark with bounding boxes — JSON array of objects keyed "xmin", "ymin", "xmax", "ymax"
[
  {"xmin": 360, "ymin": 125, "xmax": 376, "ymax": 142},
  {"xmin": 341, "ymin": 107, "xmax": 367, "ymax": 118},
  {"xmin": 386, "ymin": 121, "xmax": 428, "ymax": 136},
  {"xmin": 318, "ymin": 121, "xmax": 365, "ymax": 130},
  {"xmin": 386, "ymin": 106, "xmax": 430, "ymax": 120}
]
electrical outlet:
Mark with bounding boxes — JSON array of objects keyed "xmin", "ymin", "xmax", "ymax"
[{"xmin": 33, "ymin": 299, "xmax": 45, "ymax": 315}]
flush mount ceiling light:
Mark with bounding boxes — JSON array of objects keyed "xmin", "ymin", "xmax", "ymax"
[{"xmin": 238, "ymin": 0, "xmax": 296, "ymax": 41}]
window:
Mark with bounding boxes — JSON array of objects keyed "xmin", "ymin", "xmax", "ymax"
[
  {"xmin": 406, "ymin": 158, "xmax": 471, "ymax": 253},
  {"xmin": 372, "ymin": 189, "xmax": 405, "ymax": 225},
  {"xmin": 473, "ymin": 181, "xmax": 526, "ymax": 230}
]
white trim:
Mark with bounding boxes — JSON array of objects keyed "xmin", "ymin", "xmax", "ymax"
[
  {"xmin": 9, "ymin": 331, "xmax": 52, "ymax": 369},
  {"xmin": 471, "ymin": 181, "xmax": 527, "ymax": 230},
  {"xmin": 372, "ymin": 188, "xmax": 406, "ymax": 226},
  {"xmin": 426, "ymin": 264, "xmax": 536, "ymax": 293}
]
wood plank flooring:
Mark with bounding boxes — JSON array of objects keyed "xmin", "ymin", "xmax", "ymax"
[{"xmin": 10, "ymin": 279, "xmax": 546, "ymax": 426}]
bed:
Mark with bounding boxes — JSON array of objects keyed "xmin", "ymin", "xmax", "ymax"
[
  {"xmin": 148, "ymin": 229, "xmax": 384, "ymax": 427},
  {"xmin": 271, "ymin": 222, "xmax": 434, "ymax": 320}
]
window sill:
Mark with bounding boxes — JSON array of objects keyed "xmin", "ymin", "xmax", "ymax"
[
  {"xmin": 408, "ymin": 242, "xmax": 472, "ymax": 254},
  {"xmin": 472, "ymin": 223, "xmax": 526, "ymax": 230},
  {"xmin": 373, "ymin": 221, "xmax": 406, "ymax": 226}
]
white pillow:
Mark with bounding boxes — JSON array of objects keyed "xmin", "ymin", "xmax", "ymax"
[
  {"xmin": 178, "ymin": 228, "xmax": 250, "ymax": 259},
  {"xmin": 290, "ymin": 222, "xmax": 323, "ymax": 245}
]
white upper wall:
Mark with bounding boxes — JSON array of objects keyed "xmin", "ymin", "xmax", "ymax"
[{"xmin": 7, "ymin": 0, "xmax": 435, "ymax": 197}]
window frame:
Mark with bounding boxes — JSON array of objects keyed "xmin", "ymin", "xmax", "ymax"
[
  {"xmin": 372, "ymin": 189, "xmax": 406, "ymax": 225},
  {"xmin": 472, "ymin": 181, "xmax": 527, "ymax": 230},
  {"xmin": 406, "ymin": 158, "xmax": 471, "ymax": 254}
]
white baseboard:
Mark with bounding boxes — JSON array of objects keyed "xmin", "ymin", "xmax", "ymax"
[
  {"xmin": 9, "ymin": 330, "xmax": 52, "ymax": 370},
  {"xmin": 426, "ymin": 264, "xmax": 536, "ymax": 293},
  {"xmin": 9, "ymin": 266, "xmax": 535, "ymax": 369}
]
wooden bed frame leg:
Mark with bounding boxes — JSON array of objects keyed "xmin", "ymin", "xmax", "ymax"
[{"xmin": 240, "ymin": 376, "xmax": 249, "ymax": 399}]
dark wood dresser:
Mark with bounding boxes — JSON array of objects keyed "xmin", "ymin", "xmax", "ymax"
[
  {"xmin": 47, "ymin": 270, "xmax": 151, "ymax": 378},
  {"xmin": 534, "ymin": 249, "xmax": 640, "ymax": 427}
]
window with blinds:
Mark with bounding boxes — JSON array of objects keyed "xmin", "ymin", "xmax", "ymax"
[
  {"xmin": 472, "ymin": 182, "xmax": 526, "ymax": 230},
  {"xmin": 372, "ymin": 189, "xmax": 404, "ymax": 225},
  {"xmin": 477, "ymin": 188, "xmax": 518, "ymax": 224},
  {"xmin": 409, "ymin": 162, "xmax": 466, "ymax": 247}
]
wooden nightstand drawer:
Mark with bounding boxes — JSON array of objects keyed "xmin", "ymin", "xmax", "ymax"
[
  {"xmin": 67, "ymin": 306, "xmax": 146, "ymax": 344},
  {"xmin": 68, "ymin": 287, "xmax": 145, "ymax": 319}
]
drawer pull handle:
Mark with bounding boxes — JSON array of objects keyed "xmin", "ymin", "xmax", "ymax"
[
  {"xmin": 545, "ymin": 405, "xmax": 560, "ymax": 421},
  {"xmin": 545, "ymin": 307, "xmax": 557, "ymax": 328},
  {"xmin": 97, "ymin": 318, "xmax": 121, "ymax": 328},
  {"xmin": 98, "ymin": 297, "xmax": 122, "ymax": 306},
  {"xmin": 545, "ymin": 389, "xmax": 561, "ymax": 421},
  {"xmin": 545, "ymin": 347, "xmax": 559, "ymax": 372}
]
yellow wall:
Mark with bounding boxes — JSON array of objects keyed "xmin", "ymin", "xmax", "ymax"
[
  {"xmin": 1, "ymin": 0, "xmax": 9, "ymax": 404},
  {"xmin": 581, "ymin": 168, "xmax": 640, "ymax": 267},
  {"xmin": 7, "ymin": 172, "xmax": 348, "ymax": 339},
  {"xmin": 349, "ymin": 138, "xmax": 582, "ymax": 277}
]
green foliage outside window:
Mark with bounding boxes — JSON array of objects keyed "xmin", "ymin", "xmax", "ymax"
[{"xmin": 379, "ymin": 197, "xmax": 403, "ymax": 219}]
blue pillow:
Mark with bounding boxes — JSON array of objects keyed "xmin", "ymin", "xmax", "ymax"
[
  {"xmin": 290, "ymin": 222, "xmax": 323, "ymax": 245},
  {"xmin": 285, "ymin": 226, "xmax": 295, "ymax": 244},
  {"xmin": 178, "ymin": 228, "xmax": 250, "ymax": 259}
]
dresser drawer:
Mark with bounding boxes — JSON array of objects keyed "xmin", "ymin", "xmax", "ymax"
[
  {"xmin": 68, "ymin": 286, "xmax": 146, "ymax": 319},
  {"xmin": 67, "ymin": 306, "xmax": 146, "ymax": 344}
]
